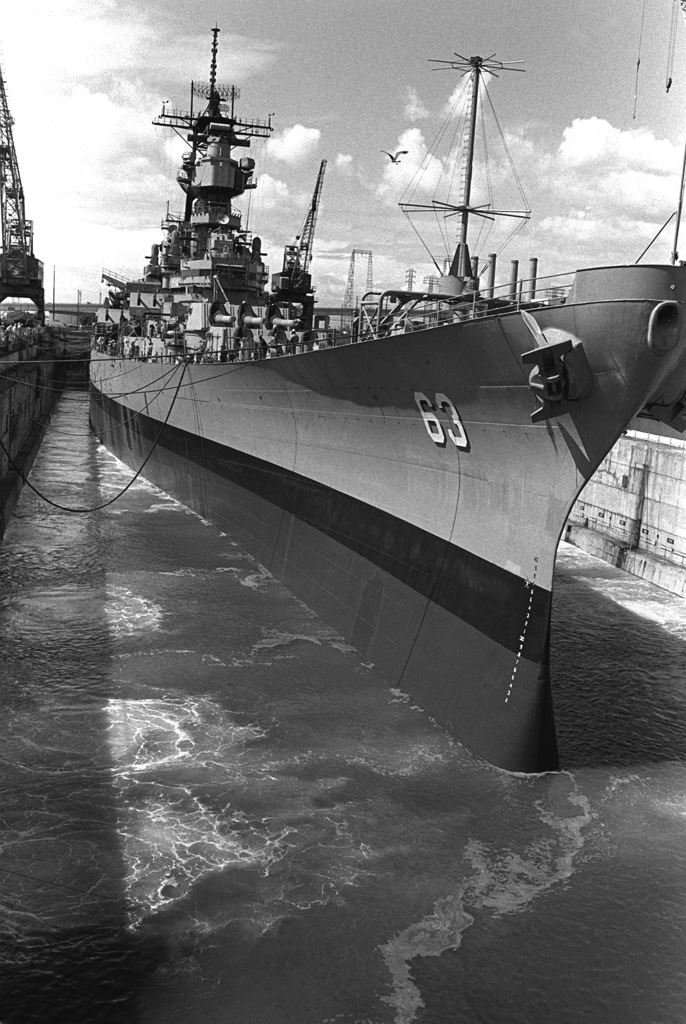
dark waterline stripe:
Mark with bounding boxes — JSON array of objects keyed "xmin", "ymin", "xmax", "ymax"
[{"xmin": 90, "ymin": 384, "xmax": 550, "ymax": 662}]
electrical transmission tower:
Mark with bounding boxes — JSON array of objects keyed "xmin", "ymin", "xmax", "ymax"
[
  {"xmin": 343, "ymin": 248, "xmax": 373, "ymax": 308},
  {"xmin": 0, "ymin": 62, "xmax": 43, "ymax": 316}
]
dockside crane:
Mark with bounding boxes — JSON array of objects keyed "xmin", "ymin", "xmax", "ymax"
[
  {"xmin": 0, "ymin": 62, "xmax": 43, "ymax": 317},
  {"xmin": 272, "ymin": 159, "xmax": 327, "ymax": 326}
]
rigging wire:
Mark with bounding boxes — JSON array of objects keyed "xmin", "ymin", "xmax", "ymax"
[
  {"xmin": 667, "ymin": 0, "xmax": 679, "ymax": 92},
  {"xmin": 481, "ymin": 86, "xmax": 530, "ymax": 214},
  {"xmin": 0, "ymin": 362, "xmax": 187, "ymax": 513},
  {"xmin": 400, "ymin": 81, "xmax": 471, "ymax": 263},
  {"xmin": 400, "ymin": 79, "xmax": 471, "ymax": 263},
  {"xmin": 0, "ymin": 358, "xmax": 179, "ymax": 403},
  {"xmin": 0, "ymin": 362, "xmax": 186, "ymax": 447},
  {"xmin": 467, "ymin": 95, "xmax": 493, "ymax": 258},
  {"xmin": 634, "ymin": 0, "xmax": 648, "ymax": 115},
  {"xmin": 636, "ymin": 210, "xmax": 676, "ymax": 262},
  {"xmin": 399, "ymin": 67, "xmax": 529, "ymax": 271}
]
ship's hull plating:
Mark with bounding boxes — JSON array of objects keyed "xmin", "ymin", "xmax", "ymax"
[{"xmin": 89, "ymin": 265, "xmax": 686, "ymax": 771}]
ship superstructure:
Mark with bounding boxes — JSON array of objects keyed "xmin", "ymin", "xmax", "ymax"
[
  {"xmin": 90, "ymin": 33, "xmax": 686, "ymax": 772},
  {"xmin": 97, "ymin": 28, "xmax": 308, "ymax": 362}
]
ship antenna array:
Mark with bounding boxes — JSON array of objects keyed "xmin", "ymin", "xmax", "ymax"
[
  {"xmin": 398, "ymin": 52, "xmax": 529, "ymax": 279},
  {"xmin": 193, "ymin": 25, "xmax": 233, "ymax": 114},
  {"xmin": 425, "ymin": 53, "xmax": 525, "ymax": 253},
  {"xmin": 154, "ymin": 26, "xmax": 271, "ymax": 140}
]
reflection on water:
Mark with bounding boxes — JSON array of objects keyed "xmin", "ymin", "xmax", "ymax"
[{"xmin": 2, "ymin": 392, "xmax": 686, "ymax": 1024}]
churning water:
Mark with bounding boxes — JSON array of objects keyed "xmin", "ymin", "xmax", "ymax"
[{"xmin": 2, "ymin": 391, "xmax": 686, "ymax": 1023}]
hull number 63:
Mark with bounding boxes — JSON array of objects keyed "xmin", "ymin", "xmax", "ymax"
[{"xmin": 414, "ymin": 392, "xmax": 469, "ymax": 449}]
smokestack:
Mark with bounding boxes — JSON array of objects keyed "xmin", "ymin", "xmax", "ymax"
[
  {"xmin": 484, "ymin": 254, "xmax": 496, "ymax": 298},
  {"xmin": 508, "ymin": 260, "xmax": 519, "ymax": 302},
  {"xmin": 527, "ymin": 258, "xmax": 538, "ymax": 302}
]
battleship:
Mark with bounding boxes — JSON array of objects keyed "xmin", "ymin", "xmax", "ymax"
[{"xmin": 89, "ymin": 31, "xmax": 686, "ymax": 772}]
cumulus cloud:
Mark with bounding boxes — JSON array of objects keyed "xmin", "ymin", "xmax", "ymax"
[
  {"xmin": 1, "ymin": 2, "xmax": 284, "ymax": 300},
  {"xmin": 251, "ymin": 173, "xmax": 290, "ymax": 210},
  {"xmin": 404, "ymin": 87, "xmax": 429, "ymax": 121},
  {"xmin": 335, "ymin": 153, "xmax": 354, "ymax": 173},
  {"xmin": 376, "ymin": 127, "xmax": 445, "ymax": 200},
  {"xmin": 550, "ymin": 118, "xmax": 680, "ymax": 223},
  {"xmin": 522, "ymin": 118, "xmax": 685, "ymax": 271},
  {"xmin": 558, "ymin": 117, "xmax": 677, "ymax": 174},
  {"xmin": 266, "ymin": 124, "xmax": 321, "ymax": 164}
]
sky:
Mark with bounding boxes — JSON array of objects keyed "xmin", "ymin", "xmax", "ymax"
[{"xmin": 2, "ymin": 0, "xmax": 686, "ymax": 307}]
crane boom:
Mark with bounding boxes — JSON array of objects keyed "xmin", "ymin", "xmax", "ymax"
[
  {"xmin": 0, "ymin": 62, "xmax": 43, "ymax": 315},
  {"xmin": 271, "ymin": 159, "xmax": 327, "ymax": 328},
  {"xmin": 298, "ymin": 158, "xmax": 327, "ymax": 271}
]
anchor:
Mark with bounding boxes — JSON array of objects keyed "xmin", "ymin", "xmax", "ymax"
[
  {"xmin": 520, "ymin": 310, "xmax": 594, "ymax": 423},
  {"xmin": 521, "ymin": 339, "xmax": 573, "ymax": 422}
]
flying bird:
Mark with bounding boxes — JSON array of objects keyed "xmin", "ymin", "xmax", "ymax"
[{"xmin": 381, "ymin": 149, "xmax": 408, "ymax": 164}]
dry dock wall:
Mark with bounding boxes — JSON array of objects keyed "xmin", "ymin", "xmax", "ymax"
[
  {"xmin": 566, "ymin": 433, "xmax": 686, "ymax": 597},
  {"xmin": 0, "ymin": 345, "xmax": 65, "ymax": 539}
]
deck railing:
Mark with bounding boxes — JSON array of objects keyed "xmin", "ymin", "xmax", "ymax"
[{"xmin": 91, "ymin": 268, "xmax": 576, "ymax": 364}]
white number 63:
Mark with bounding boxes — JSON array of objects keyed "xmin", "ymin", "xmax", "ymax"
[{"xmin": 414, "ymin": 392, "xmax": 469, "ymax": 449}]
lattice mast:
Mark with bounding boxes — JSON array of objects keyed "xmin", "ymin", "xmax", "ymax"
[{"xmin": 457, "ymin": 70, "xmax": 478, "ymax": 261}]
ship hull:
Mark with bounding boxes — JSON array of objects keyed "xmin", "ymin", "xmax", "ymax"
[
  {"xmin": 89, "ymin": 265, "xmax": 686, "ymax": 771},
  {"xmin": 90, "ymin": 385, "xmax": 557, "ymax": 770}
]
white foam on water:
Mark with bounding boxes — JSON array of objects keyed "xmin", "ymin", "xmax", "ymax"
[
  {"xmin": 252, "ymin": 628, "xmax": 322, "ymax": 652},
  {"xmin": 157, "ymin": 568, "xmax": 201, "ymax": 577},
  {"xmin": 557, "ymin": 542, "xmax": 686, "ymax": 636},
  {"xmin": 379, "ymin": 776, "xmax": 593, "ymax": 1023},
  {"xmin": 105, "ymin": 699, "xmax": 374, "ymax": 935},
  {"xmin": 105, "ymin": 696, "xmax": 283, "ymax": 928},
  {"xmin": 95, "ymin": 446, "xmax": 211, "ymax": 524},
  {"xmin": 388, "ymin": 687, "xmax": 427, "ymax": 715},
  {"xmin": 239, "ymin": 566, "xmax": 276, "ymax": 591},
  {"xmin": 115, "ymin": 647, "xmax": 197, "ymax": 660},
  {"xmin": 346, "ymin": 749, "xmax": 449, "ymax": 778},
  {"xmin": 606, "ymin": 770, "xmax": 686, "ymax": 822},
  {"xmin": 603, "ymin": 597, "xmax": 686, "ymax": 633},
  {"xmin": 104, "ymin": 585, "xmax": 163, "ymax": 637},
  {"xmin": 328, "ymin": 639, "xmax": 358, "ymax": 654},
  {"xmin": 141, "ymin": 502, "xmax": 195, "ymax": 516}
]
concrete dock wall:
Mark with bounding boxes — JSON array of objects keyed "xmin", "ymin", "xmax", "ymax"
[
  {"xmin": 566, "ymin": 433, "xmax": 686, "ymax": 597},
  {"xmin": 0, "ymin": 343, "xmax": 66, "ymax": 539}
]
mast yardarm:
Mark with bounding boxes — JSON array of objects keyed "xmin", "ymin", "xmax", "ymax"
[{"xmin": 400, "ymin": 52, "xmax": 529, "ymax": 280}]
